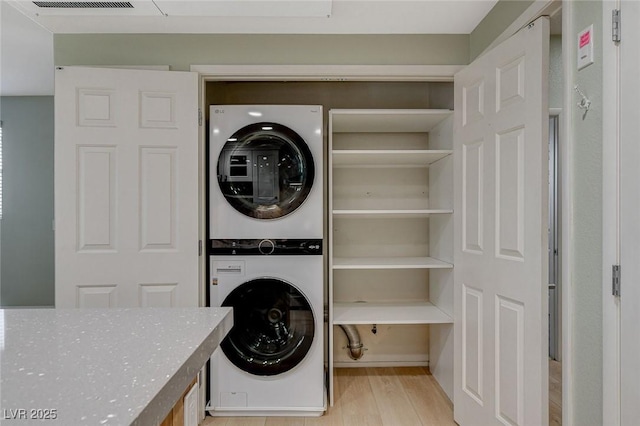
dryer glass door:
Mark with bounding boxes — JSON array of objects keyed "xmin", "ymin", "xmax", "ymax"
[
  {"xmin": 220, "ymin": 278, "xmax": 315, "ymax": 376},
  {"xmin": 217, "ymin": 122, "xmax": 315, "ymax": 219}
]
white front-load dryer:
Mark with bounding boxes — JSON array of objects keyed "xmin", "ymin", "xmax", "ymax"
[
  {"xmin": 209, "ymin": 105, "xmax": 323, "ymax": 239},
  {"xmin": 207, "ymin": 239, "xmax": 325, "ymax": 417}
]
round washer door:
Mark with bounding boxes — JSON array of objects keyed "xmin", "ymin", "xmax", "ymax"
[
  {"xmin": 217, "ymin": 122, "xmax": 315, "ymax": 220},
  {"xmin": 220, "ymin": 278, "xmax": 315, "ymax": 376}
]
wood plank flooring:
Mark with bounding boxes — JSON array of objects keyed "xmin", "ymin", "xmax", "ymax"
[
  {"xmin": 549, "ymin": 359, "xmax": 562, "ymax": 426},
  {"xmin": 203, "ymin": 367, "xmax": 454, "ymax": 426},
  {"xmin": 203, "ymin": 362, "xmax": 562, "ymax": 426}
]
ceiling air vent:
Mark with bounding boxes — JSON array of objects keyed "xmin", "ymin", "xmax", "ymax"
[{"xmin": 32, "ymin": 1, "xmax": 133, "ymax": 8}]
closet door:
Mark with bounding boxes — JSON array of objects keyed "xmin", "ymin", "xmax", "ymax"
[
  {"xmin": 55, "ymin": 66, "xmax": 199, "ymax": 308},
  {"xmin": 453, "ymin": 17, "xmax": 550, "ymax": 426}
]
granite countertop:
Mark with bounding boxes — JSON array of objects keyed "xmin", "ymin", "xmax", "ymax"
[{"xmin": 0, "ymin": 307, "xmax": 233, "ymax": 425}]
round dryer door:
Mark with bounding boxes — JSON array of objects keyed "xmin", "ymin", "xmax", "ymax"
[
  {"xmin": 217, "ymin": 122, "xmax": 315, "ymax": 220},
  {"xmin": 220, "ymin": 278, "xmax": 315, "ymax": 376}
]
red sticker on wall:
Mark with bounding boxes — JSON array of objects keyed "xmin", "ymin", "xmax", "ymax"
[{"xmin": 580, "ymin": 31, "xmax": 591, "ymax": 48}]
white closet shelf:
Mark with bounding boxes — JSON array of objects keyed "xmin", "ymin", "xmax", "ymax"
[
  {"xmin": 331, "ymin": 109, "xmax": 453, "ymax": 133},
  {"xmin": 333, "ymin": 209, "xmax": 452, "ymax": 219},
  {"xmin": 333, "ymin": 301, "xmax": 453, "ymax": 325},
  {"xmin": 332, "ymin": 150, "xmax": 452, "ymax": 167},
  {"xmin": 332, "ymin": 256, "xmax": 453, "ymax": 270},
  {"xmin": 332, "ymin": 198, "xmax": 443, "ymax": 211}
]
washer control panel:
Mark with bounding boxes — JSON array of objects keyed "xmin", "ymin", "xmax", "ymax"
[{"xmin": 210, "ymin": 239, "xmax": 323, "ymax": 256}]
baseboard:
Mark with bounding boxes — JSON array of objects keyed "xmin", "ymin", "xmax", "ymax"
[
  {"xmin": 206, "ymin": 406, "xmax": 325, "ymax": 417},
  {"xmin": 333, "ymin": 361, "xmax": 429, "ymax": 368},
  {"xmin": 0, "ymin": 305, "xmax": 54, "ymax": 309}
]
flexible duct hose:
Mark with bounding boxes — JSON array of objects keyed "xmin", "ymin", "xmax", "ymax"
[{"xmin": 339, "ymin": 324, "xmax": 364, "ymax": 360}]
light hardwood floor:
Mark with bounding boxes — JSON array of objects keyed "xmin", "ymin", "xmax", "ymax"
[
  {"xmin": 549, "ymin": 359, "xmax": 562, "ymax": 426},
  {"xmin": 203, "ymin": 363, "xmax": 562, "ymax": 426},
  {"xmin": 203, "ymin": 367, "xmax": 454, "ymax": 426}
]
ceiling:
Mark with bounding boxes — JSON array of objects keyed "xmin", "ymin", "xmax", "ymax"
[{"xmin": 7, "ymin": 0, "xmax": 500, "ymax": 34}]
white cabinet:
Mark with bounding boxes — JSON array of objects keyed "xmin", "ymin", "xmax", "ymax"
[
  {"xmin": 183, "ymin": 381, "xmax": 198, "ymax": 426},
  {"xmin": 328, "ymin": 109, "xmax": 455, "ymax": 400}
]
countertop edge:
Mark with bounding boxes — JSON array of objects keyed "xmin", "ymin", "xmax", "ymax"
[{"xmin": 131, "ymin": 307, "xmax": 233, "ymax": 426}]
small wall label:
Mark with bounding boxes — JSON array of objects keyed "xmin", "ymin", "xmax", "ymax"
[{"xmin": 577, "ymin": 25, "xmax": 595, "ymax": 70}]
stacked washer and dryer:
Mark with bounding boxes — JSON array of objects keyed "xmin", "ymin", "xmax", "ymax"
[{"xmin": 207, "ymin": 105, "xmax": 325, "ymax": 416}]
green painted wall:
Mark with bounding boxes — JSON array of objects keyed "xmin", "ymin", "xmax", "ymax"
[
  {"xmin": 549, "ymin": 35, "xmax": 563, "ymax": 109},
  {"xmin": 54, "ymin": 1, "xmax": 543, "ymax": 68},
  {"xmin": 53, "ymin": 2, "xmax": 550, "ymax": 69},
  {"xmin": 469, "ymin": 0, "xmax": 535, "ymax": 61},
  {"xmin": 54, "ymin": 34, "xmax": 469, "ymax": 70},
  {"xmin": 0, "ymin": 96, "xmax": 55, "ymax": 307},
  {"xmin": 568, "ymin": 2, "xmax": 603, "ymax": 423}
]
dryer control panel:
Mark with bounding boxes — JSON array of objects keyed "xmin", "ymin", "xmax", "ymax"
[{"xmin": 209, "ymin": 239, "xmax": 323, "ymax": 256}]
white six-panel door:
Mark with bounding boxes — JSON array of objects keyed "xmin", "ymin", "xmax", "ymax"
[
  {"xmin": 454, "ymin": 17, "xmax": 549, "ymax": 425},
  {"xmin": 54, "ymin": 66, "xmax": 199, "ymax": 308}
]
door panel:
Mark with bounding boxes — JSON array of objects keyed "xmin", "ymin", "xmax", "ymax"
[
  {"xmin": 495, "ymin": 127, "xmax": 525, "ymax": 260},
  {"xmin": 139, "ymin": 283, "xmax": 178, "ymax": 307},
  {"xmin": 495, "ymin": 296, "xmax": 525, "ymax": 425},
  {"xmin": 55, "ymin": 66, "xmax": 199, "ymax": 308},
  {"xmin": 77, "ymin": 146, "xmax": 117, "ymax": 252},
  {"xmin": 77, "ymin": 89, "xmax": 116, "ymax": 127},
  {"xmin": 140, "ymin": 147, "xmax": 178, "ymax": 251},
  {"xmin": 462, "ymin": 140, "xmax": 485, "ymax": 254},
  {"xmin": 454, "ymin": 17, "xmax": 549, "ymax": 426},
  {"xmin": 462, "ymin": 284, "xmax": 484, "ymax": 404},
  {"xmin": 77, "ymin": 285, "xmax": 117, "ymax": 308}
]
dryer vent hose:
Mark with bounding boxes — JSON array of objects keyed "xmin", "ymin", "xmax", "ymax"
[{"xmin": 339, "ymin": 324, "xmax": 364, "ymax": 360}]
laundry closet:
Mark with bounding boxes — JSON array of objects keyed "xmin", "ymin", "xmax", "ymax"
[
  {"xmin": 49, "ymin": 8, "xmax": 552, "ymax": 422},
  {"xmin": 206, "ymin": 80, "xmax": 455, "ymax": 403}
]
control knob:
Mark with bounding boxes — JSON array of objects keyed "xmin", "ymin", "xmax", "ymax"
[{"xmin": 258, "ymin": 239, "xmax": 275, "ymax": 255}]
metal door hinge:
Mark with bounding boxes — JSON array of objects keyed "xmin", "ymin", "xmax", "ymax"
[
  {"xmin": 198, "ymin": 240, "xmax": 203, "ymax": 256},
  {"xmin": 198, "ymin": 108, "xmax": 203, "ymax": 126},
  {"xmin": 612, "ymin": 9, "xmax": 621, "ymax": 43},
  {"xmin": 612, "ymin": 264, "xmax": 621, "ymax": 297}
]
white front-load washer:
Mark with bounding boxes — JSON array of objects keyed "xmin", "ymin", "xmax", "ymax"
[
  {"xmin": 209, "ymin": 105, "xmax": 323, "ymax": 239},
  {"xmin": 207, "ymin": 238, "xmax": 325, "ymax": 417}
]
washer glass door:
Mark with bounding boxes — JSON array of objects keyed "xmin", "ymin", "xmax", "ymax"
[
  {"xmin": 220, "ymin": 278, "xmax": 315, "ymax": 376},
  {"xmin": 217, "ymin": 122, "xmax": 315, "ymax": 220}
]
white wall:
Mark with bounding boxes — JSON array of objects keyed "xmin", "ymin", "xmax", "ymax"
[{"xmin": 0, "ymin": 1, "xmax": 54, "ymax": 96}]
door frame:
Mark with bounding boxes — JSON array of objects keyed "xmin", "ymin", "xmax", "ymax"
[
  {"xmin": 602, "ymin": 0, "xmax": 621, "ymax": 424},
  {"xmin": 479, "ymin": 0, "xmax": 561, "ymax": 58},
  {"xmin": 549, "ymin": 107, "xmax": 562, "ymax": 363},
  {"xmin": 193, "ymin": 49, "xmax": 569, "ymax": 426},
  {"xmin": 194, "ymin": 5, "xmax": 566, "ymax": 418},
  {"xmin": 193, "ymin": 64, "xmax": 466, "ymax": 419}
]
